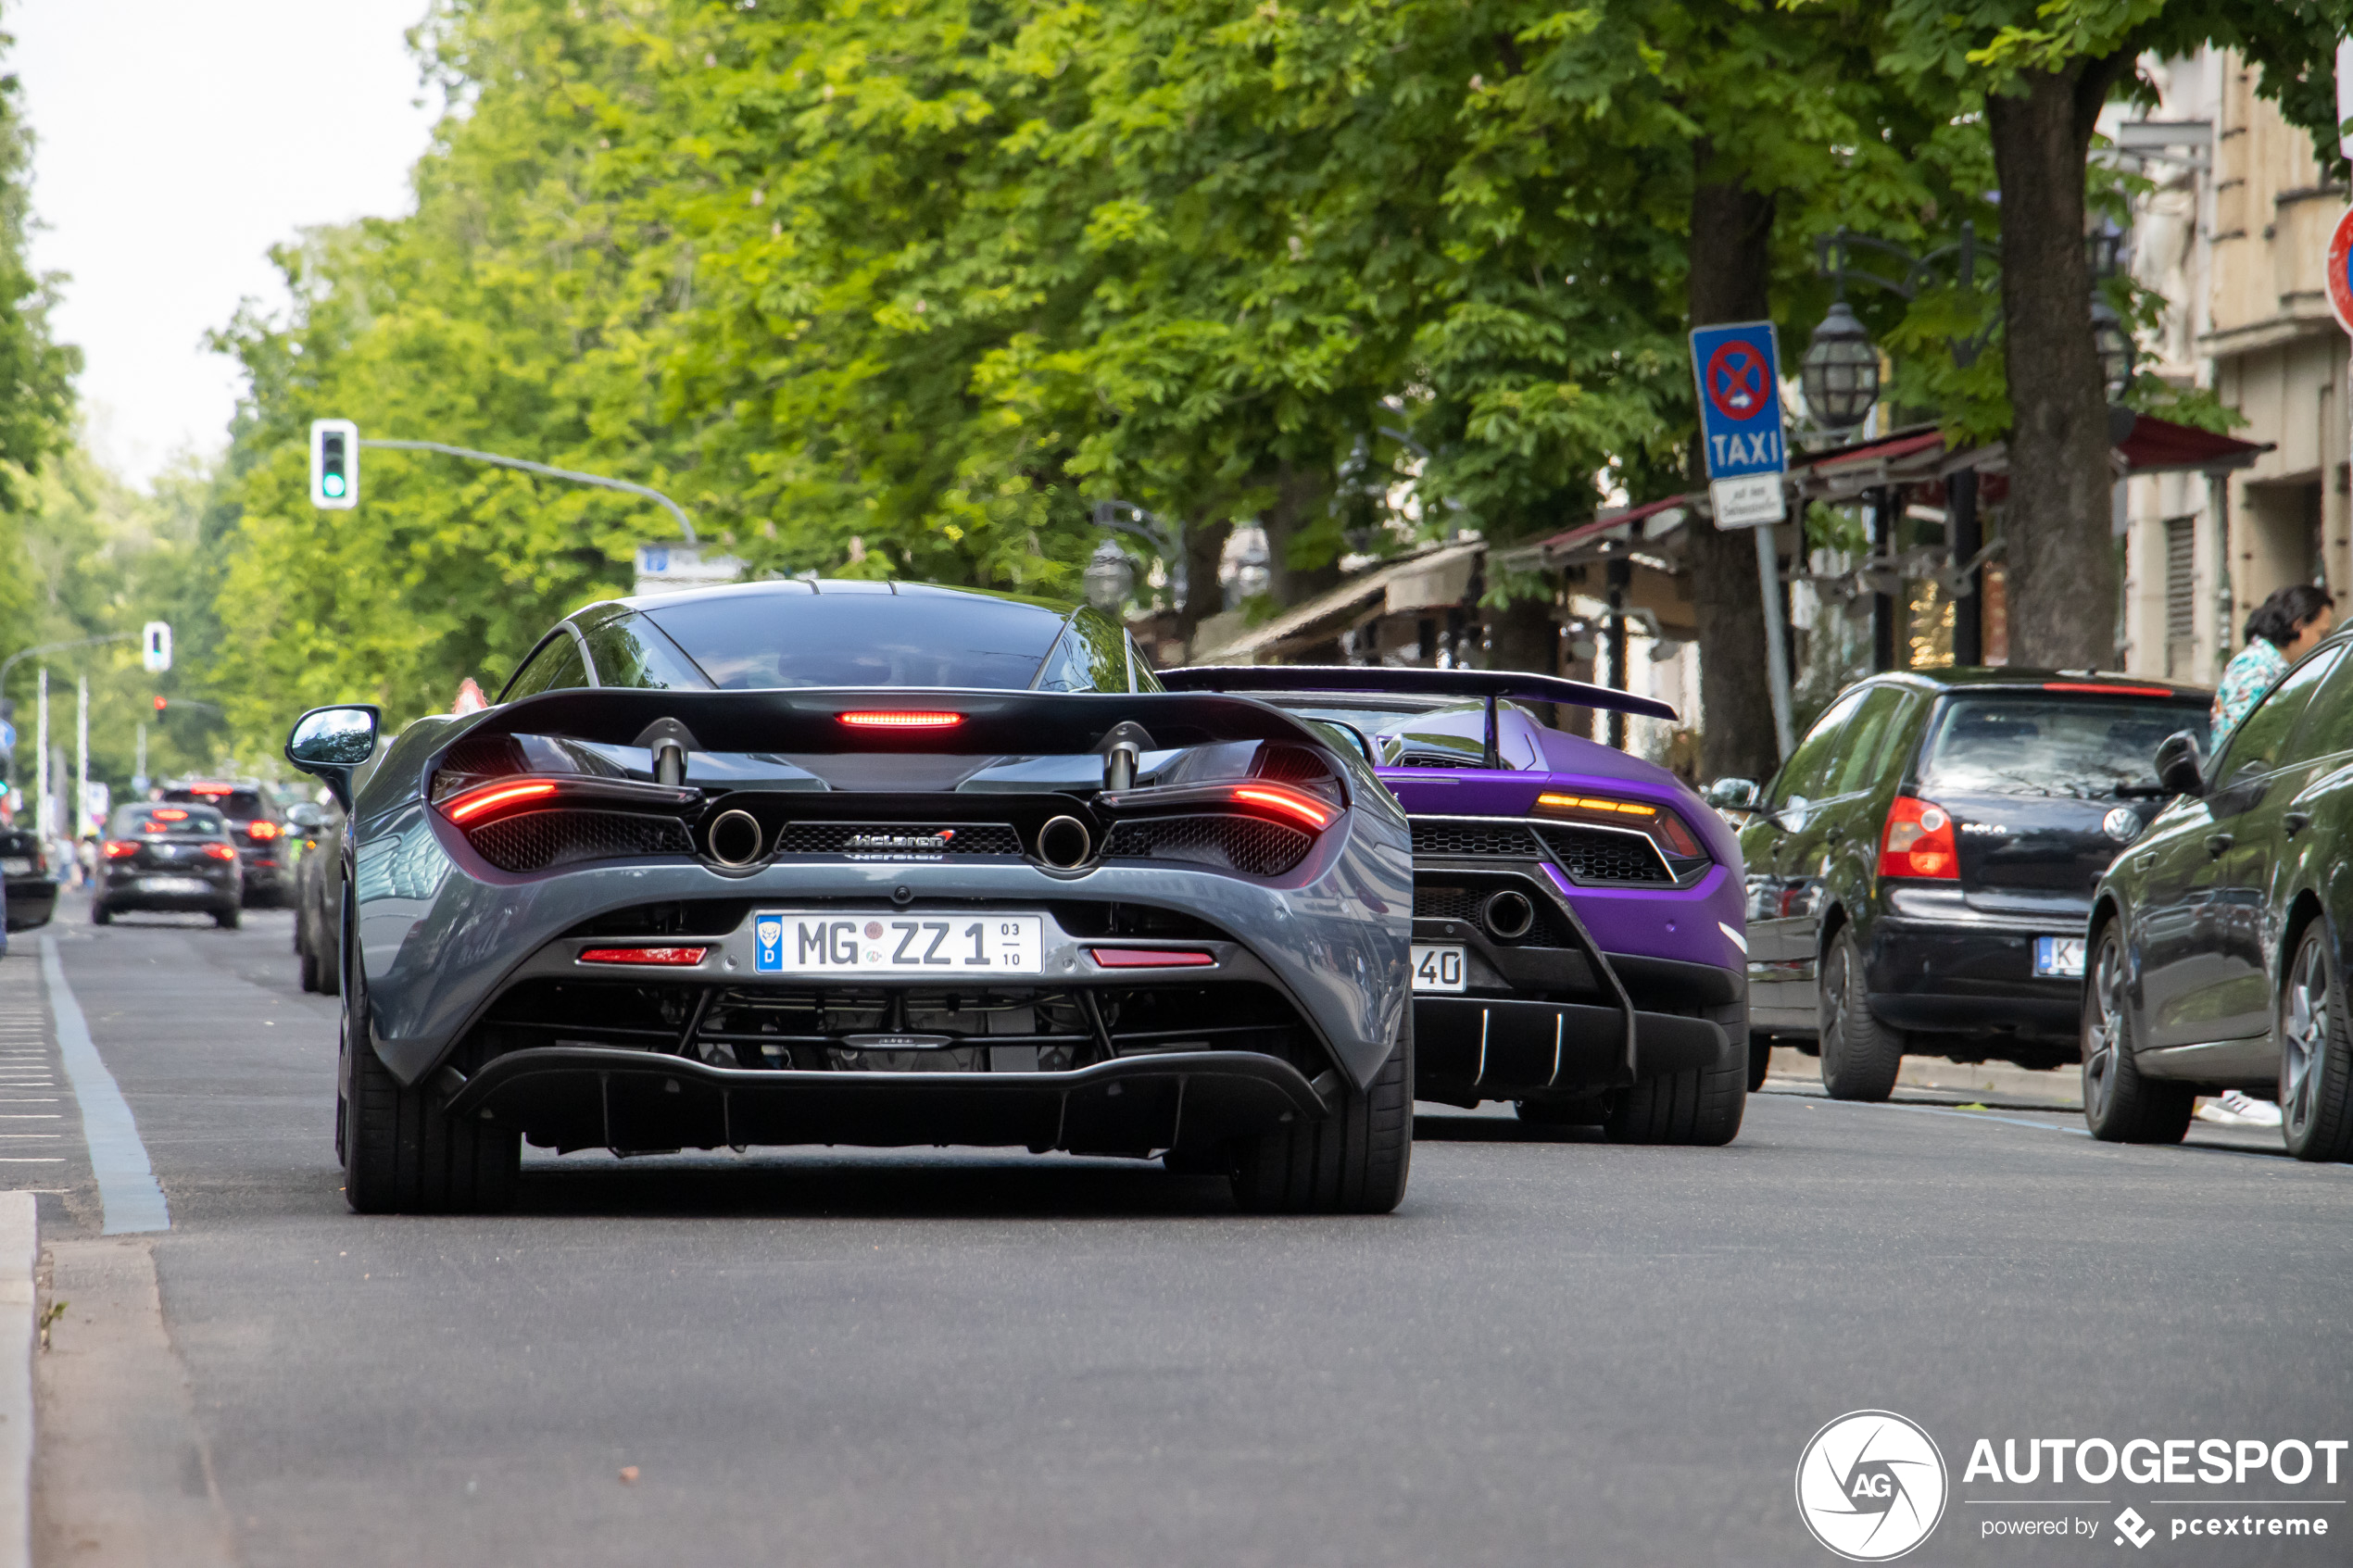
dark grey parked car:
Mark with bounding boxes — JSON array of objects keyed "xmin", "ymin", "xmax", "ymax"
[{"xmin": 287, "ymin": 581, "xmax": 1416, "ymax": 1215}]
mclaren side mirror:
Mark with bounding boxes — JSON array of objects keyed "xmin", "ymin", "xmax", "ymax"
[
  {"xmin": 284, "ymin": 705, "xmax": 382, "ymax": 811},
  {"xmin": 1705, "ymin": 777, "xmax": 1760, "ymax": 811},
  {"xmin": 2154, "ymin": 731, "xmax": 2206, "ymax": 799}
]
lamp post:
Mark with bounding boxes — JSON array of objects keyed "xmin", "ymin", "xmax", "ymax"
[
  {"xmin": 1802, "ymin": 222, "xmax": 2136, "ymax": 668},
  {"xmin": 1083, "ymin": 540, "xmax": 1136, "ymax": 613},
  {"xmin": 1090, "ymin": 500, "xmax": 1187, "ymax": 613}
]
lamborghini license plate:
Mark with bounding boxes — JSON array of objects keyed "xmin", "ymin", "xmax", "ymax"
[
  {"xmin": 752, "ymin": 912, "xmax": 1044, "ymax": 977},
  {"xmin": 1411, "ymin": 944, "xmax": 1466, "ymax": 993}
]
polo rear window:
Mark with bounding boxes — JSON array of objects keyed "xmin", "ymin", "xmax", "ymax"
[{"xmin": 1916, "ymin": 696, "xmax": 2209, "ymax": 799}]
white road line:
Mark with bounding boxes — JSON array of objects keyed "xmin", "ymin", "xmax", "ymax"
[{"xmin": 39, "ymin": 936, "xmax": 169, "ymax": 1234}]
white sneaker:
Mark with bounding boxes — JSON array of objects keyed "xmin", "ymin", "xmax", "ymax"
[{"xmin": 2198, "ymin": 1090, "xmax": 2284, "ymax": 1127}]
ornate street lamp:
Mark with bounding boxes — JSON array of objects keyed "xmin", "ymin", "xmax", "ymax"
[
  {"xmin": 1800, "ymin": 300, "xmax": 1881, "ymax": 432},
  {"xmin": 1083, "ymin": 539, "xmax": 1135, "ymax": 612},
  {"xmin": 2090, "ymin": 298, "xmax": 2135, "ymax": 400}
]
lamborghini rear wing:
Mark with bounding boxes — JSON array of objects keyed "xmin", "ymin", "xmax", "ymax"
[{"xmin": 1157, "ymin": 665, "xmax": 1677, "ymax": 770}]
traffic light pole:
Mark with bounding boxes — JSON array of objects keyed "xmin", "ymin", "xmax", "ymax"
[{"xmin": 358, "ymin": 440, "xmax": 698, "ymax": 545}]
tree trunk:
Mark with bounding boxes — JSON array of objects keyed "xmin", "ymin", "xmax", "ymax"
[
  {"xmin": 1261, "ymin": 461, "xmax": 1342, "ymax": 609},
  {"xmin": 1687, "ymin": 154, "xmax": 1782, "ymax": 784},
  {"xmin": 1169, "ymin": 515, "xmax": 1232, "ymax": 651},
  {"xmin": 1486, "ymin": 582, "xmax": 1562, "ymax": 727},
  {"xmin": 1987, "ymin": 60, "xmax": 2130, "ymax": 670}
]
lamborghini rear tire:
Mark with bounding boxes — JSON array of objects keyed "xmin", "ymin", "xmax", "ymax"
[
  {"xmin": 1604, "ymin": 1051, "xmax": 1747, "ymax": 1146},
  {"xmin": 341, "ymin": 986, "xmax": 518, "ymax": 1215},
  {"xmin": 1229, "ymin": 1010, "xmax": 1412, "ymax": 1214}
]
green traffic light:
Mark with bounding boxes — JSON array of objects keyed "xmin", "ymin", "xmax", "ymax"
[{"xmin": 322, "ymin": 474, "xmax": 346, "ymax": 498}]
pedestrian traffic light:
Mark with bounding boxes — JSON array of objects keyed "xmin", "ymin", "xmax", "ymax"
[
  {"xmin": 310, "ymin": 418, "xmax": 359, "ymax": 509},
  {"xmin": 153, "ymin": 696, "xmax": 168, "ymax": 713},
  {"xmin": 141, "ymin": 621, "xmax": 172, "ymax": 673}
]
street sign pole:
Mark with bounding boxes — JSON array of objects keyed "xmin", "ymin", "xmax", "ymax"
[{"xmin": 1691, "ymin": 320, "xmax": 1796, "ymax": 760}]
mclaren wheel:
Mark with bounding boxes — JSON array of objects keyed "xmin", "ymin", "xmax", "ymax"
[
  {"xmin": 340, "ymin": 959, "xmax": 518, "ymax": 1214},
  {"xmin": 1229, "ymin": 1010, "xmax": 1412, "ymax": 1214},
  {"xmin": 2082, "ymin": 922, "xmax": 2191, "ymax": 1144},
  {"xmin": 2279, "ymin": 924, "xmax": 2353, "ymax": 1162}
]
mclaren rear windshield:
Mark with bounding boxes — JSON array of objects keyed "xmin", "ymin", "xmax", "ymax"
[{"xmin": 635, "ymin": 592, "xmax": 1125, "ymax": 692}]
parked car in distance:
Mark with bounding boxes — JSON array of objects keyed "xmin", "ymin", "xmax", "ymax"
[
  {"xmin": 1719, "ymin": 669, "xmax": 2211, "ymax": 1099},
  {"xmin": 0, "ymin": 825, "xmax": 54, "ymax": 931},
  {"xmin": 291, "ymin": 798, "xmax": 345, "ymax": 993},
  {"xmin": 159, "ymin": 780, "xmax": 289, "ymax": 907},
  {"xmin": 2086, "ymin": 631, "xmax": 2353, "ymax": 1159},
  {"xmin": 94, "ymin": 802, "xmax": 242, "ymax": 928}
]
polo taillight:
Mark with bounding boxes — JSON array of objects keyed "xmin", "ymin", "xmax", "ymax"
[
  {"xmin": 1880, "ymin": 797, "xmax": 1958, "ymax": 880},
  {"xmin": 103, "ymin": 840, "xmax": 137, "ymax": 859}
]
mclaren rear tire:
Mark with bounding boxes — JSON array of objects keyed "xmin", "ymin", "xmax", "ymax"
[
  {"xmin": 341, "ymin": 987, "xmax": 519, "ymax": 1215},
  {"xmin": 1229, "ymin": 1011, "xmax": 1412, "ymax": 1215}
]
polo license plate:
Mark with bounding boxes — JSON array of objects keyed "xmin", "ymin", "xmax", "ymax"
[
  {"xmin": 753, "ymin": 912, "xmax": 1045, "ymax": 977},
  {"xmin": 139, "ymin": 876, "xmax": 211, "ymax": 894},
  {"xmin": 1411, "ymin": 944, "xmax": 1466, "ymax": 993},
  {"xmin": 2033, "ymin": 935, "xmax": 2086, "ymax": 979}
]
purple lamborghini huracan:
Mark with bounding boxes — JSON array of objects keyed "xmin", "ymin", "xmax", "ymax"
[{"xmin": 1160, "ymin": 667, "xmax": 1749, "ymax": 1145}]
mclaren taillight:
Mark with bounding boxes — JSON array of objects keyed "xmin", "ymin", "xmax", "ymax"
[
  {"xmin": 442, "ymin": 780, "xmax": 560, "ymax": 824},
  {"xmin": 1880, "ymin": 797, "xmax": 1957, "ymax": 880},
  {"xmin": 202, "ymin": 843, "xmax": 237, "ymax": 861},
  {"xmin": 837, "ymin": 710, "xmax": 964, "ymax": 731},
  {"xmin": 577, "ymin": 946, "xmax": 709, "ymax": 967},
  {"xmin": 1088, "ymin": 947, "xmax": 1216, "ymax": 969},
  {"xmin": 245, "ymin": 820, "xmax": 281, "ymax": 840},
  {"xmin": 103, "ymin": 840, "xmax": 137, "ymax": 859},
  {"xmin": 1228, "ymin": 784, "xmax": 1334, "ymax": 831}
]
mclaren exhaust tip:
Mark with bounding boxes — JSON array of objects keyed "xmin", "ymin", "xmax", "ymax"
[
  {"xmin": 707, "ymin": 809, "xmax": 764, "ymax": 868},
  {"xmin": 1036, "ymin": 815, "xmax": 1092, "ymax": 870}
]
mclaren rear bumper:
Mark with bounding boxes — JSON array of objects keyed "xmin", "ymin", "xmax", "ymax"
[{"xmin": 442, "ymin": 1047, "xmax": 1331, "ymax": 1158}]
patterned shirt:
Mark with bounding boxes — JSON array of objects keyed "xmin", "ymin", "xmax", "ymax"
[{"xmin": 2210, "ymin": 638, "xmax": 2288, "ymax": 749}]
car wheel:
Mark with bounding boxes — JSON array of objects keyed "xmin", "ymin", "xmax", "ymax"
[
  {"xmin": 2279, "ymin": 924, "xmax": 2353, "ymax": 1162},
  {"xmin": 2081, "ymin": 922, "xmax": 2192, "ymax": 1144},
  {"xmin": 1604, "ymin": 1044, "xmax": 1747, "ymax": 1146},
  {"xmin": 1229, "ymin": 1009, "xmax": 1411, "ymax": 1214},
  {"xmin": 1747, "ymin": 1032, "xmax": 1773, "ymax": 1092},
  {"xmin": 90, "ymin": 901, "xmax": 111, "ymax": 926},
  {"xmin": 297, "ymin": 942, "xmax": 320, "ymax": 992},
  {"xmin": 1818, "ymin": 929, "xmax": 1903, "ymax": 1102},
  {"xmin": 341, "ymin": 985, "xmax": 520, "ymax": 1215},
  {"xmin": 214, "ymin": 907, "xmax": 240, "ymax": 931}
]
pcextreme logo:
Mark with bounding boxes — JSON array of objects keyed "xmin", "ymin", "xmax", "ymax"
[{"xmin": 1796, "ymin": 1410, "xmax": 1951, "ymax": 1562}]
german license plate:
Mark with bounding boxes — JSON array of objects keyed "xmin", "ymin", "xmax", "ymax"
[
  {"xmin": 0, "ymin": 858, "xmax": 30, "ymax": 876},
  {"xmin": 139, "ymin": 876, "xmax": 209, "ymax": 894},
  {"xmin": 1411, "ymin": 944, "xmax": 1466, "ymax": 993},
  {"xmin": 2034, "ymin": 935, "xmax": 2086, "ymax": 979},
  {"xmin": 752, "ymin": 912, "xmax": 1044, "ymax": 976}
]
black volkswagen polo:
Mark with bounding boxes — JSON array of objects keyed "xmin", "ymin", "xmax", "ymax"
[{"xmin": 1718, "ymin": 670, "xmax": 2211, "ymax": 1099}]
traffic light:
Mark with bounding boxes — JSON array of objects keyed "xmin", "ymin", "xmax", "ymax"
[
  {"xmin": 142, "ymin": 621, "xmax": 172, "ymax": 673},
  {"xmin": 310, "ymin": 418, "xmax": 359, "ymax": 509},
  {"xmin": 153, "ymin": 696, "xmax": 168, "ymax": 713}
]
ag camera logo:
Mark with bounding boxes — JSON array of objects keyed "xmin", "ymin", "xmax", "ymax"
[{"xmin": 1796, "ymin": 1410, "xmax": 1949, "ymax": 1561}]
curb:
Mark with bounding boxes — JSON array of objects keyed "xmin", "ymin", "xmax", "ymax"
[{"xmin": 0, "ymin": 1191, "xmax": 33, "ymax": 1568}]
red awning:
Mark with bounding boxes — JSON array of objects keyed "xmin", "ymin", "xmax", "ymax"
[{"xmin": 2115, "ymin": 414, "xmax": 2271, "ymax": 475}]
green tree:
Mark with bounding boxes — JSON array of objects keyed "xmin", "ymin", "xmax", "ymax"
[{"xmin": 1884, "ymin": 0, "xmax": 2352, "ymax": 668}]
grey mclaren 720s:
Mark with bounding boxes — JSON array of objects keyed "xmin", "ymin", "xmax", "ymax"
[{"xmin": 285, "ymin": 580, "xmax": 1419, "ymax": 1214}]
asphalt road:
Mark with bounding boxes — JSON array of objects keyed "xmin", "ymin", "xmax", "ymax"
[{"xmin": 15, "ymin": 892, "xmax": 2353, "ymax": 1566}]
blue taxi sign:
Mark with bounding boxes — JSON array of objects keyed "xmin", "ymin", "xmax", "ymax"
[{"xmin": 1690, "ymin": 320, "xmax": 1788, "ymax": 480}]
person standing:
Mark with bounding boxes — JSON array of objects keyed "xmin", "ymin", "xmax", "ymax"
[
  {"xmin": 2201, "ymin": 583, "xmax": 2334, "ymax": 1129},
  {"xmin": 2211, "ymin": 583, "xmax": 2337, "ymax": 748}
]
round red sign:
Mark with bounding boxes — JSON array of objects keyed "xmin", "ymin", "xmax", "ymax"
[
  {"xmin": 2328, "ymin": 206, "xmax": 2353, "ymax": 336},
  {"xmin": 1705, "ymin": 339, "xmax": 1771, "ymax": 422}
]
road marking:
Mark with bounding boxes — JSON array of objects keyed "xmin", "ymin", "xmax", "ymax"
[{"xmin": 39, "ymin": 936, "xmax": 169, "ymax": 1235}]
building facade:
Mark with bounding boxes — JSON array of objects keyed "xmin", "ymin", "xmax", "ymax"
[{"xmin": 2119, "ymin": 50, "xmax": 2349, "ymax": 684}]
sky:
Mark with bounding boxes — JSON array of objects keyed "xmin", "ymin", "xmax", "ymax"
[{"xmin": 13, "ymin": 1, "xmax": 442, "ymax": 483}]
